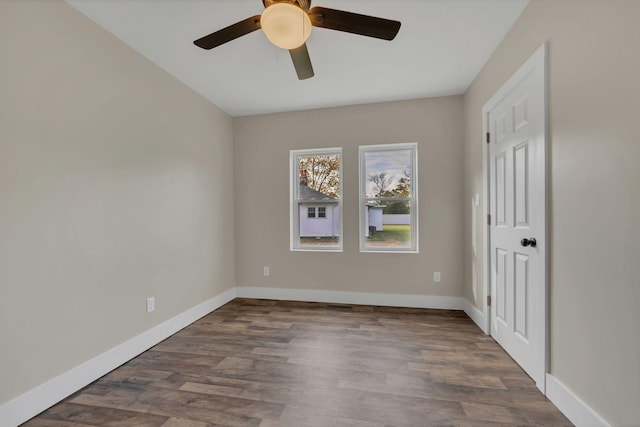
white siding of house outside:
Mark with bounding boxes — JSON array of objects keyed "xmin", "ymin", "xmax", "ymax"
[
  {"xmin": 369, "ymin": 207, "xmax": 384, "ymax": 231},
  {"xmin": 299, "ymin": 203, "xmax": 339, "ymax": 237}
]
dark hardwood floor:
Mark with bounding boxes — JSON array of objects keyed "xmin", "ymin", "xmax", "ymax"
[{"xmin": 24, "ymin": 298, "xmax": 572, "ymax": 426}]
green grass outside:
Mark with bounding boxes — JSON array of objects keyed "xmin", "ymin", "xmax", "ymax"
[
  {"xmin": 300, "ymin": 237, "xmax": 340, "ymax": 245},
  {"xmin": 368, "ymin": 224, "xmax": 411, "ymax": 246},
  {"xmin": 299, "ymin": 224, "xmax": 411, "ymax": 247}
]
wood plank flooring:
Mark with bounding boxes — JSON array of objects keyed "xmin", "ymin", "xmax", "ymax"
[{"xmin": 24, "ymin": 299, "xmax": 572, "ymax": 426}]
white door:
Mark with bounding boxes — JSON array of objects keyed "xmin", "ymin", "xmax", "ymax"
[{"xmin": 486, "ymin": 44, "xmax": 547, "ymax": 390}]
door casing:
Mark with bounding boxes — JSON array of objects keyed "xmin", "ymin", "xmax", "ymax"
[{"xmin": 481, "ymin": 42, "xmax": 549, "ymax": 392}]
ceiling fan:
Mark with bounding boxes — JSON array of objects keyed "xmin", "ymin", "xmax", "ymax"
[{"xmin": 193, "ymin": 0, "xmax": 401, "ymax": 80}]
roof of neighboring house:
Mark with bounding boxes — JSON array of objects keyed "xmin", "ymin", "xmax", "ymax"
[{"xmin": 299, "ymin": 184, "xmax": 337, "ymax": 201}]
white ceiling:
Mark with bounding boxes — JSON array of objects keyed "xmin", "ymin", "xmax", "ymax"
[{"xmin": 66, "ymin": 0, "xmax": 528, "ymax": 117}]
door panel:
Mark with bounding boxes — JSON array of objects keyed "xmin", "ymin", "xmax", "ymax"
[
  {"xmin": 488, "ymin": 47, "xmax": 546, "ymax": 390},
  {"xmin": 496, "ymin": 248, "xmax": 507, "ymax": 322},
  {"xmin": 514, "ymin": 95, "xmax": 529, "ymax": 130},
  {"xmin": 495, "ymin": 154, "xmax": 507, "ymax": 225},
  {"xmin": 514, "ymin": 142, "xmax": 529, "ymax": 226},
  {"xmin": 514, "ymin": 252, "xmax": 529, "ymax": 339}
]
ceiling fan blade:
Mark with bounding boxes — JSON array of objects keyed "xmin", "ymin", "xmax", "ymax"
[
  {"xmin": 289, "ymin": 43, "xmax": 314, "ymax": 80},
  {"xmin": 308, "ymin": 7, "xmax": 400, "ymax": 41},
  {"xmin": 194, "ymin": 15, "xmax": 262, "ymax": 50}
]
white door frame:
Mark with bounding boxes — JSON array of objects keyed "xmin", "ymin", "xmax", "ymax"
[{"xmin": 481, "ymin": 42, "xmax": 549, "ymax": 392}]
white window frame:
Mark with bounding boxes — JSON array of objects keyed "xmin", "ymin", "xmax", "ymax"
[
  {"xmin": 358, "ymin": 142, "xmax": 418, "ymax": 253},
  {"xmin": 307, "ymin": 207, "xmax": 316, "ymax": 218},
  {"xmin": 290, "ymin": 147, "xmax": 343, "ymax": 252}
]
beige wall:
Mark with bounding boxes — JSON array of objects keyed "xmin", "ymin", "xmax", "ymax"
[
  {"xmin": 463, "ymin": 1, "xmax": 640, "ymax": 424},
  {"xmin": 0, "ymin": 1, "xmax": 235, "ymax": 404},
  {"xmin": 234, "ymin": 97, "xmax": 464, "ymax": 297}
]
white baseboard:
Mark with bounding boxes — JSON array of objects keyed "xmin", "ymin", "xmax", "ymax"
[
  {"xmin": 0, "ymin": 287, "xmax": 237, "ymax": 427},
  {"xmin": 236, "ymin": 286, "xmax": 464, "ymax": 310},
  {"xmin": 546, "ymin": 374, "xmax": 611, "ymax": 427},
  {"xmin": 462, "ymin": 298, "xmax": 488, "ymax": 334}
]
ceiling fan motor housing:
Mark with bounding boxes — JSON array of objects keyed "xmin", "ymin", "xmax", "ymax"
[{"xmin": 262, "ymin": 0, "xmax": 311, "ymax": 12}]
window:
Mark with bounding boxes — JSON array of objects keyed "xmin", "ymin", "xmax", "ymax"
[
  {"xmin": 359, "ymin": 143, "xmax": 418, "ymax": 252},
  {"xmin": 290, "ymin": 148, "xmax": 342, "ymax": 251}
]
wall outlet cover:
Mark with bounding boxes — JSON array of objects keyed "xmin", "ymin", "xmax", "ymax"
[{"xmin": 146, "ymin": 297, "xmax": 155, "ymax": 313}]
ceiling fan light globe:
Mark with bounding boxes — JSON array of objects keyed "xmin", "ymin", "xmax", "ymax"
[{"xmin": 261, "ymin": 3, "xmax": 312, "ymax": 50}]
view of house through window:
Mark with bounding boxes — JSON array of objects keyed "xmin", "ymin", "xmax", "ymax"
[
  {"xmin": 290, "ymin": 148, "xmax": 342, "ymax": 251},
  {"xmin": 359, "ymin": 143, "xmax": 418, "ymax": 252}
]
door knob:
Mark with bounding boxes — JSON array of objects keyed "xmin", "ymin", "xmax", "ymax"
[{"xmin": 521, "ymin": 238, "xmax": 537, "ymax": 248}]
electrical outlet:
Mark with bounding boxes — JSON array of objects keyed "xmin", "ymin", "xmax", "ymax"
[
  {"xmin": 263, "ymin": 266, "xmax": 270, "ymax": 276},
  {"xmin": 433, "ymin": 272, "xmax": 441, "ymax": 283},
  {"xmin": 146, "ymin": 297, "xmax": 155, "ymax": 313}
]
